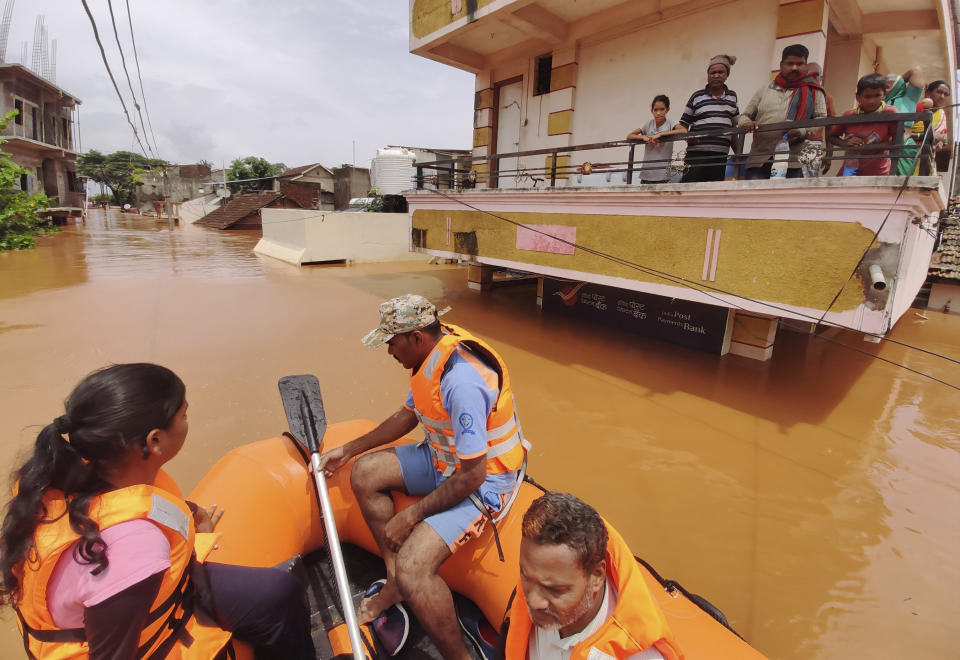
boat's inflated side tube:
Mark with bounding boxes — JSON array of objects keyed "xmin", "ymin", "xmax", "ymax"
[{"xmin": 191, "ymin": 420, "xmax": 767, "ymax": 659}]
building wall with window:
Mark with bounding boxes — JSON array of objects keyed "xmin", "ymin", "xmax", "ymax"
[
  {"xmin": 425, "ymin": 0, "xmax": 953, "ymax": 188},
  {"xmin": 0, "ymin": 63, "xmax": 81, "ymax": 206}
]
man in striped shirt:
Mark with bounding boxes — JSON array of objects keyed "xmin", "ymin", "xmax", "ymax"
[{"xmin": 676, "ymin": 54, "xmax": 740, "ymax": 182}]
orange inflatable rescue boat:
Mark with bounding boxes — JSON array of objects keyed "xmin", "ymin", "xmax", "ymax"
[{"xmin": 188, "ymin": 411, "xmax": 768, "ymax": 659}]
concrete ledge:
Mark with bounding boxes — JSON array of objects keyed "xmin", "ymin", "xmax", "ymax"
[{"xmin": 256, "ymin": 210, "xmax": 432, "ymax": 266}]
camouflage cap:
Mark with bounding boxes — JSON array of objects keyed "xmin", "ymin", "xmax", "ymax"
[{"xmin": 361, "ymin": 294, "xmax": 450, "ymax": 348}]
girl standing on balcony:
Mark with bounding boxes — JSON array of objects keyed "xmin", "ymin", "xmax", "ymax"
[{"xmin": 626, "ymin": 95, "xmax": 677, "ymax": 184}]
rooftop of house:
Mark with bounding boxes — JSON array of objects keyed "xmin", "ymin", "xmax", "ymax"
[
  {"xmin": 196, "ymin": 192, "xmax": 297, "ymax": 229},
  {"xmin": 930, "ymin": 213, "xmax": 960, "ymax": 282},
  {"xmin": 280, "ymin": 163, "xmax": 333, "ymax": 179},
  {"xmin": 0, "ymin": 63, "xmax": 82, "ymax": 106}
]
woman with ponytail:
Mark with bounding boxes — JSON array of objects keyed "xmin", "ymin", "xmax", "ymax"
[{"xmin": 0, "ymin": 363, "xmax": 315, "ymax": 659}]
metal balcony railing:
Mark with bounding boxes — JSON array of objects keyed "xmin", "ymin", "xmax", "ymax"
[{"xmin": 413, "ymin": 112, "xmax": 936, "ymax": 191}]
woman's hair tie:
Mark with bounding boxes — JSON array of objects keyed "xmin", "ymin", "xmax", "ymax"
[{"xmin": 53, "ymin": 414, "xmax": 75, "ymax": 436}]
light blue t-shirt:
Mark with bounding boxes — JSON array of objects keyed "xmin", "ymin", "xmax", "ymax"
[{"xmin": 405, "ymin": 345, "xmax": 517, "ymax": 492}]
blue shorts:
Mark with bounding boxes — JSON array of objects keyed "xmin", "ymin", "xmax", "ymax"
[{"xmin": 394, "ymin": 442, "xmax": 516, "ymax": 552}]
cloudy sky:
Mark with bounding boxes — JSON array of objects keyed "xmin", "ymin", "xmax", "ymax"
[{"xmin": 6, "ymin": 0, "xmax": 474, "ymax": 169}]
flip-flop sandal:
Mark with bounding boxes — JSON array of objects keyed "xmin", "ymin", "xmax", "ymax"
[{"xmin": 365, "ymin": 579, "xmax": 410, "ymax": 657}]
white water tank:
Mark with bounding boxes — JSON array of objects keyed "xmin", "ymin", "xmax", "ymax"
[{"xmin": 370, "ymin": 147, "xmax": 416, "ymax": 195}]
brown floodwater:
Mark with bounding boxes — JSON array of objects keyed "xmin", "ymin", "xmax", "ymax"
[{"xmin": 1, "ymin": 209, "xmax": 958, "ymax": 659}]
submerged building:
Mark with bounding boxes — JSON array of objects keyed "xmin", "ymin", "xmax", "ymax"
[
  {"xmin": 404, "ymin": 0, "xmax": 957, "ymax": 359},
  {"xmin": 0, "ymin": 63, "xmax": 83, "ymax": 217}
]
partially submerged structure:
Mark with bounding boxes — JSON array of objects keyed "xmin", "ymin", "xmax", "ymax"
[
  {"xmin": 0, "ymin": 62, "xmax": 82, "ymax": 219},
  {"xmin": 405, "ymin": 0, "xmax": 957, "ymax": 359},
  {"xmin": 195, "ymin": 192, "xmax": 301, "ymax": 230},
  {"xmin": 277, "ymin": 163, "xmax": 335, "ymax": 210}
]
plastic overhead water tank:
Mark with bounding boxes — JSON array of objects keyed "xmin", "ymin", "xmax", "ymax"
[{"xmin": 370, "ymin": 147, "xmax": 416, "ymax": 195}]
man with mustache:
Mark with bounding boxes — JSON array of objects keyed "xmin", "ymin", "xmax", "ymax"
[
  {"xmin": 318, "ymin": 293, "xmax": 529, "ymax": 659},
  {"xmin": 503, "ymin": 492, "xmax": 682, "ymax": 660},
  {"xmin": 739, "ymin": 44, "xmax": 826, "ymax": 179}
]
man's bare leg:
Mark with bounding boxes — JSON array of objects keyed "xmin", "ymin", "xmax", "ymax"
[
  {"xmin": 395, "ymin": 524, "xmax": 470, "ymax": 660},
  {"xmin": 350, "ymin": 449, "xmax": 406, "ymax": 623}
]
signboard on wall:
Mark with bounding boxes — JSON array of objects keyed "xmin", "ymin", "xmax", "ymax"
[{"xmin": 541, "ymin": 279, "xmax": 731, "ymax": 354}]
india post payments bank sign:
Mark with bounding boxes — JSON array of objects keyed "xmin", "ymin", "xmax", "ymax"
[{"xmin": 541, "ymin": 279, "xmax": 731, "ymax": 354}]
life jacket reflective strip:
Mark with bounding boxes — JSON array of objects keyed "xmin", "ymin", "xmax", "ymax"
[
  {"xmin": 503, "ymin": 524, "xmax": 684, "ymax": 660},
  {"xmin": 409, "ymin": 324, "xmax": 530, "ymax": 478},
  {"xmin": 14, "ymin": 474, "xmax": 233, "ymax": 660}
]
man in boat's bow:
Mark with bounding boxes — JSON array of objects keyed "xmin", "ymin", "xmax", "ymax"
[
  {"xmin": 504, "ymin": 492, "xmax": 683, "ymax": 660},
  {"xmin": 318, "ymin": 293, "xmax": 529, "ymax": 659}
]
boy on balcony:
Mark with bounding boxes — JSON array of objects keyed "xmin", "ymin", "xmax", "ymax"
[{"xmin": 829, "ymin": 74, "xmax": 901, "ymax": 176}]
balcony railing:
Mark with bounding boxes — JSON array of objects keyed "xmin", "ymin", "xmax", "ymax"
[{"xmin": 413, "ymin": 112, "xmax": 936, "ymax": 191}]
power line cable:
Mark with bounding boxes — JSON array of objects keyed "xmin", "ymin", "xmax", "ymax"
[
  {"xmin": 105, "ymin": 0, "xmax": 154, "ymax": 157},
  {"xmin": 124, "ymin": 0, "xmax": 160, "ymax": 160},
  {"xmin": 814, "ymin": 121, "xmax": 932, "ymax": 328},
  {"xmin": 79, "ymin": 0, "xmax": 149, "ymax": 158},
  {"xmin": 421, "ymin": 187, "xmax": 960, "ymax": 389}
]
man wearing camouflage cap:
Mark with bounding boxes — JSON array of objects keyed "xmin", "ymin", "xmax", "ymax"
[{"xmin": 318, "ymin": 294, "xmax": 529, "ymax": 659}]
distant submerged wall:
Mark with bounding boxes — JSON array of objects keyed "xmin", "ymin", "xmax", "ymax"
[{"xmin": 255, "ymin": 209, "xmax": 430, "ymax": 266}]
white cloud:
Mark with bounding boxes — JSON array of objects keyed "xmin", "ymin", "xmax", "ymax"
[{"xmin": 9, "ymin": 0, "xmax": 473, "ymax": 168}]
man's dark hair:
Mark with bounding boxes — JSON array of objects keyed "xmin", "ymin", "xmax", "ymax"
[
  {"xmin": 781, "ymin": 44, "xmax": 809, "ymax": 61},
  {"xmin": 522, "ymin": 492, "xmax": 608, "ymax": 572},
  {"xmin": 418, "ymin": 320, "xmax": 443, "ymax": 337},
  {"xmin": 926, "ymin": 80, "xmax": 951, "ymax": 94},
  {"xmin": 857, "ymin": 73, "xmax": 887, "ymax": 95},
  {"xmin": 651, "ymin": 94, "xmax": 670, "ymax": 109}
]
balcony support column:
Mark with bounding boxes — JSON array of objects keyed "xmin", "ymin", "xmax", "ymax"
[
  {"xmin": 729, "ymin": 311, "xmax": 778, "ymax": 361},
  {"xmin": 467, "ymin": 263, "xmax": 495, "ymax": 291}
]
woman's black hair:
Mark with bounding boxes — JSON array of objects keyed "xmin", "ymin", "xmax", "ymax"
[
  {"xmin": 0, "ymin": 363, "xmax": 185, "ymax": 605},
  {"xmin": 926, "ymin": 80, "xmax": 950, "ymax": 94},
  {"xmin": 651, "ymin": 94, "xmax": 670, "ymax": 109}
]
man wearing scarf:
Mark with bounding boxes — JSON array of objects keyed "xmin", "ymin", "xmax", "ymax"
[{"xmin": 738, "ymin": 44, "xmax": 826, "ymax": 179}]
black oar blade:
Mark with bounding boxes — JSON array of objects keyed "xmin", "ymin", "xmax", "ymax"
[{"xmin": 278, "ymin": 374, "xmax": 327, "ymax": 454}]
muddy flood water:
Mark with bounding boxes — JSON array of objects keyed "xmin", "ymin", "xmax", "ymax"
[{"xmin": 1, "ymin": 209, "xmax": 958, "ymax": 658}]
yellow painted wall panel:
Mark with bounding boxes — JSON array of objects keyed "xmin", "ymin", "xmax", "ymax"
[
  {"xmin": 473, "ymin": 127, "xmax": 491, "ymax": 148},
  {"xmin": 412, "ymin": 0, "xmax": 496, "ymax": 39},
  {"xmin": 776, "ymin": 0, "xmax": 825, "ymax": 37},
  {"xmin": 412, "ymin": 209, "xmax": 872, "ymax": 311},
  {"xmin": 544, "ymin": 156, "xmax": 570, "ymax": 180},
  {"xmin": 547, "ymin": 110, "xmax": 573, "ymax": 136},
  {"xmin": 475, "ymin": 88, "xmax": 493, "ymax": 111},
  {"xmin": 550, "ymin": 63, "xmax": 577, "ymax": 92}
]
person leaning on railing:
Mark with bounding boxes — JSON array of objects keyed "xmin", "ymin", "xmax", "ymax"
[
  {"xmin": 828, "ymin": 73, "xmax": 900, "ymax": 176},
  {"xmin": 670, "ymin": 54, "xmax": 740, "ymax": 183},
  {"xmin": 911, "ymin": 80, "xmax": 952, "ymax": 176},
  {"xmin": 738, "ymin": 44, "xmax": 826, "ymax": 180}
]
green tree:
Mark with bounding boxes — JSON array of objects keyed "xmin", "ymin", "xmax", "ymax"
[
  {"xmin": 0, "ymin": 111, "xmax": 54, "ymax": 250},
  {"xmin": 76, "ymin": 150, "xmax": 168, "ymax": 206},
  {"xmin": 227, "ymin": 157, "xmax": 287, "ymax": 193}
]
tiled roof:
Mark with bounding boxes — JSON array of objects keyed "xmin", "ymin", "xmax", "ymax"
[
  {"xmin": 280, "ymin": 163, "xmax": 330, "ymax": 179},
  {"xmin": 930, "ymin": 212, "xmax": 960, "ymax": 281},
  {"xmin": 196, "ymin": 192, "xmax": 284, "ymax": 229}
]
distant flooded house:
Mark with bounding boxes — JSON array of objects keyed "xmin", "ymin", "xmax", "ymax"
[
  {"xmin": 277, "ymin": 163, "xmax": 335, "ymax": 210},
  {"xmin": 405, "ymin": 0, "xmax": 957, "ymax": 359},
  {"xmin": 195, "ymin": 191, "xmax": 302, "ymax": 230},
  {"xmin": 0, "ymin": 63, "xmax": 83, "ymax": 215},
  {"xmin": 136, "ymin": 163, "xmax": 213, "ymax": 211}
]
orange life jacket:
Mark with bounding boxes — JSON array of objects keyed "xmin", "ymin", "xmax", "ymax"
[
  {"xmin": 409, "ymin": 324, "xmax": 529, "ymax": 478},
  {"xmin": 503, "ymin": 524, "xmax": 684, "ymax": 660},
  {"xmin": 13, "ymin": 471, "xmax": 233, "ymax": 660}
]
